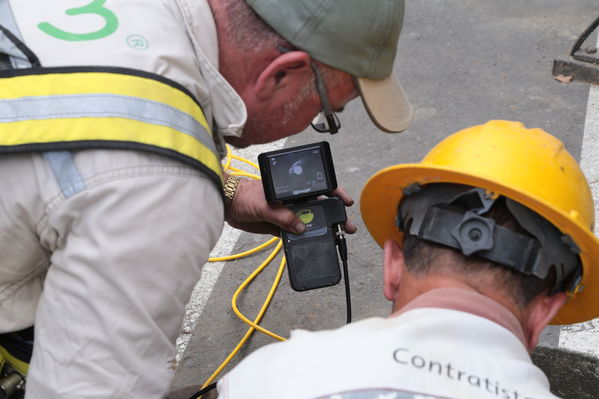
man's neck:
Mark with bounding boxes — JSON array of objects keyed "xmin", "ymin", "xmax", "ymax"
[
  {"xmin": 394, "ymin": 273, "xmax": 526, "ymax": 324},
  {"xmin": 391, "ymin": 287, "xmax": 528, "ymax": 349}
]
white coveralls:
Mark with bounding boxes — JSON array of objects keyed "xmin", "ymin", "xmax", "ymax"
[
  {"xmin": 219, "ymin": 288, "xmax": 560, "ymax": 399},
  {"xmin": 0, "ymin": 0, "xmax": 246, "ymax": 397}
]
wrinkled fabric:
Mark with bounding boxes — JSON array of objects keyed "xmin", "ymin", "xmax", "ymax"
[
  {"xmin": 0, "ymin": 0, "xmax": 246, "ymax": 397},
  {"xmin": 9, "ymin": 0, "xmax": 247, "ymax": 139},
  {"xmin": 219, "ymin": 289, "xmax": 559, "ymax": 399},
  {"xmin": 1, "ymin": 150, "xmax": 223, "ymax": 398}
]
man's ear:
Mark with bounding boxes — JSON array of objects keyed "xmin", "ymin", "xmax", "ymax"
[
  {"xmin": 383, "ymin": 239, "xmax": 405, "ymax": 301},
  {"xmin": 524, "ymin": 292, "xmax": 568, "ymax": 350},
  {"xmin": 254, "ymin": 51, "xmax": 312, "ymax": 104}
]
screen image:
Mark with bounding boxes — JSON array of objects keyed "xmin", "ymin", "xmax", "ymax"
[{"xmin": 268, "ymin": 147, "xmax": 328, "ymax": 200}]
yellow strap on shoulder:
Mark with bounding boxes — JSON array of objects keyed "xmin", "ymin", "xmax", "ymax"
[{"xmin": 0, "ymin": 67, "xmax": 224, "ymax": 187}]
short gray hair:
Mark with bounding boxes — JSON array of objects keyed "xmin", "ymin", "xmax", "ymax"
[
  {"xmin": 220, "ymin": 0, "xmax": 283, "ymax": 51},
  {"xmin": 219, "ymin": 0, "xmax": 356, "ymax": 103}
]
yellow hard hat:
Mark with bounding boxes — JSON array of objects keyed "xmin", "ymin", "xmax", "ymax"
[{"xmin": 360, "ymin": 120, "xmax": 599, "ymax": 324}]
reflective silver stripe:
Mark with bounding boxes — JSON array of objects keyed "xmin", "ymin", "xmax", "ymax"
[
  {"xmin": 0, "ymin": 0, "xmax": 30, "ymax": 68},
  {"xmin": 0, "ymin": 94, "xmax": 218, "ymax": 154},
  {"xmin": 43, "ymin": 151, "xmax": 86, "ymax": 198}
]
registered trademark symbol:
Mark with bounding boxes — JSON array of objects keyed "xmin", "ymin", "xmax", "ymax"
[{"xmin": 127, "ymin": 34, "xmax": 149, "ymax": 50}]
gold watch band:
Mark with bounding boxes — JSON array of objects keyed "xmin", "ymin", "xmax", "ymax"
[{"xmin": 223, "ymin": 174, "xmax": 241, "ymax": 207}]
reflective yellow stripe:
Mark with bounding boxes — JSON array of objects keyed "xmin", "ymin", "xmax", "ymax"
[
  {"xmin": 0, "ymin": 70, "xmax": 223, "ymax": 185},
  {"xmin": 2, "ymin": 118, "xmax": 223, "ymax": 181},
  {"xmin": 2, "ymin": 72, "xmax": 210, "ymax": 133}
]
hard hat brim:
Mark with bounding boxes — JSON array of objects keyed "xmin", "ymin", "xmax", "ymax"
[{"xmin": 360, "ymin": 163, "xmax": 599, "ymax": 325}]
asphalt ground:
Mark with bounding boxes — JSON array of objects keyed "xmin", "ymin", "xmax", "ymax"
[{"xmin": 170, "ymin": 1, "xmax": 599, "ymax": 396}]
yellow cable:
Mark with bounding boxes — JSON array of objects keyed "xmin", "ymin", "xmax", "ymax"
[
  {"xmin": 230, "ymin": 171, "xmax": 261, "ymax": 179},
  {"xmin": 226, "ymin": 166, "xmax": 247, "ymax": 173},
  {"xmin": 228, "ymin": 165, "xmax": 258, "ymax": 174},
  {"xmin": 231, "ymin": 264, "xmax": 286, "ymax": 342},
  {"xmin": 198, "ymin": 144, "xmax": 286, "ymax": 396},
  {"xmin": 218, "ymin": 145, "xmax": 284, "ymax": 340},
  {"xmin": 200, "ymin": 241, "xmax": 287, "ymax": 391},
  {"xmin": 227, "ymin": 165, "xmax": 261, "ymax": 180},
  {"xmin": 223, "ymin": 144, "xmax": 233, "ymax": 171},
  {"xmin": 208, "ymin": 237, "xmax": 278, "ymax": 262},
  {"xmin": 230, "ymin": 154, "xmax": 259, "ymax": 169}
]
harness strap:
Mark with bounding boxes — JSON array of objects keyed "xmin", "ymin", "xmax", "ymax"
[{"xmin": 0, "ymin": 67, "xmax": 224, "ymax": 189}]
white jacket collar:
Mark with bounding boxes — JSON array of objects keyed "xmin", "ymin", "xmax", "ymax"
[{"xmin": 394, "ymin": 287, "xmax": 528, "ymax": 347}]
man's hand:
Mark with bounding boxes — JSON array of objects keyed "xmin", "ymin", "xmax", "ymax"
[{"xmin": 225, "ymin": 178, "xmax": 357, "ymax": 236}]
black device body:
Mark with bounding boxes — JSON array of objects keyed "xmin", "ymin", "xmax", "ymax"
[
  {"xmin": 258, "ymin": 142, "xmax": 345, "ymax": 291},
  {"xmin": 282, "ymin": 198, "xmax": 346, "ymax": 291}
]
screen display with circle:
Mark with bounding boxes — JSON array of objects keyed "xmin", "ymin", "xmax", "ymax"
[{"xmin": 268, "ymin": 147, "xmax": 328, "ymax": 199}]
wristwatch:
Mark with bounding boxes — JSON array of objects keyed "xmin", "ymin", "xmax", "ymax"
[{"xmin": 223, "ymin": 174, "xmax": 241, "ymax": 208}]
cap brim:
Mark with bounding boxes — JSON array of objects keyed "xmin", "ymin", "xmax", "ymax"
[{"xmin": 357, "ymin": 73, "xmax": 414, "ymax": 133}]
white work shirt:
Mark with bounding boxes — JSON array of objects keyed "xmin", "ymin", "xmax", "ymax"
[
  {"xmin": 0, "ymin": 1, "xmax": 244, "ymax": 397},
  {"xmin": 8, "ymin": 0, "xmax": 247, "ymax": 138},
  {"xmin": 218, "ymin": 288, "xmax": 559, "ymax": 399}
]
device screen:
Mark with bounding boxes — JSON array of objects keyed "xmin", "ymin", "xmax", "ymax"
[{"xmin": 268, "ymin": 147, "xmax": 328, "ymax": 200}]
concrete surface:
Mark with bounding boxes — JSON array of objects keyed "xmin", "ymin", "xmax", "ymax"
[
  {"xmin": 170, "ymin": 1, "xmax": 599, "ymax": 397},
  {"xmin": 532, "ymin": 346, "xmax": 599, "ymax": 398}
]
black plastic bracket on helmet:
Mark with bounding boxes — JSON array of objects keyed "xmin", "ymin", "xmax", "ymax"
[
  {"xmin": 450, "ymin": 211, "xmax": 496, "ymax": 256},
  {"xmin": 396, "ymin": 183, "xmax": 582, "ymax": 293},
  {"xmin": 410, "ymin": 205, "xmax": 540, "ymax": 274}
]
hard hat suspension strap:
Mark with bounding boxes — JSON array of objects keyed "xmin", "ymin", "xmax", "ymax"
[{"xmin": 397, "ymin": 183, "xmax": 582, "ymax": 293}]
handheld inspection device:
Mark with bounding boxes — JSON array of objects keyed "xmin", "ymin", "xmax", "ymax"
[{"xmin": 258, "ymin": 141, "xmax": 349, "ymax": 292}]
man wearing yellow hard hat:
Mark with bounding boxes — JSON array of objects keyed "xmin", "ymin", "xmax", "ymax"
[{"xmin": 217, "ymin": 120, "xmax": 599, "ymax": 398}]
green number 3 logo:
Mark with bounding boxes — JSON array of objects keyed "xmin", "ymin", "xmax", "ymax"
[{"xmin": 38, "ymin": 0, "xmax": 118, "ymax": 41}]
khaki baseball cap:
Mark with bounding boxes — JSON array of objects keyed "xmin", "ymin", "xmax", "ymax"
[{"xmin": 246, "ymin": 0, "xmax": 413, "ymax": 133}]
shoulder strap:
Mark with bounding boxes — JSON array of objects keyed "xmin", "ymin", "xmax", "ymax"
[{"xmin": 0, "ymin": 66, "xmax": 224, "ymax": 189}]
